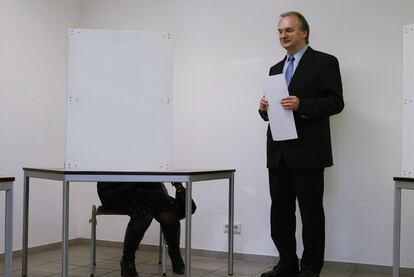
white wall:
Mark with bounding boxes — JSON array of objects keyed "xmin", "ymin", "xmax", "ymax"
[
  {"xmin": 76, "ymin": 0, "xmax": 414, "ymax": 267},
  {"xmin": 1, "ymin": 0, "xmax": 414, "ymax": 269},
  {"xmin": 0, "ymin": 0, "xmax": 81, "ymax": 250}
]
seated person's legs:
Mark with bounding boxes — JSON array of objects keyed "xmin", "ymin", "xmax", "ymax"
[
  {"xmin": 98, "ymin": 182, "xmax": 185, "ymax": 276},
  {"xmin": 121, "ymin": 213, "xmax": 153, "ymax": 277},
  {"xmin": 155, "ymin": 210, "xmax": 185, "ymax": 274}
]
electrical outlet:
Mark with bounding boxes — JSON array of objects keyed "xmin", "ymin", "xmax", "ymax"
[{"xmin": 224, "ymin": 223, "xmax": 241, "ymax": 234}]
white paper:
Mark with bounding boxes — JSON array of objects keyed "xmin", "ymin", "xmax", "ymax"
[{"xmin": 263, "ymin": 74, "xmax": 298, "ymax": 141}]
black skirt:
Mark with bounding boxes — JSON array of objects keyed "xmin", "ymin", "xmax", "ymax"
[{"xmin": 97, "ymin": 182, "xmax": 175, "ymax": 219}]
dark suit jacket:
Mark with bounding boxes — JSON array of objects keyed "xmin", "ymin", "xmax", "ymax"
[{"xmin": 260, "ymin": 47, "xmax": 344, "ymax": 168}]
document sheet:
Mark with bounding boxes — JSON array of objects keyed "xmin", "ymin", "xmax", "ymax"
[{"xmin": 263, "ymin": 74, "xmax": 298, "ymax": 141}]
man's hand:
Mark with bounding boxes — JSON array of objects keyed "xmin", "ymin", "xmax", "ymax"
[
  {"xmin": 259, "ymin": 96, "xmax": 269, "ymax": 111},
  {"xmin": 281, "ymin": 96, "xmax": 299, "ymax": 111}
]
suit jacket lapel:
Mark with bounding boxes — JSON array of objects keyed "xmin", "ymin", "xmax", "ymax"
[
  {"xmin": 272, "ymin": 57, "xmax": 286, "ymax": 75},
  {"xmin": 289, "ymin": 47, "xmax": 314, "ymax": 91}
]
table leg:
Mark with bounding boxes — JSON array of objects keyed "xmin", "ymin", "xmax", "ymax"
[
  {"xmin": 162, "ymin": 233, "xmax": 167, "ymax": 275},
  {"xmin": 62, "ymin": 181, "xmax": 70, "ymax": 277},
  {"xmin": 90, "ymin": 205, "xmax": 97, "ymax": 276},
  {"xmin": 4, "ymin": 184, "xmax": 13, "ymax": 277},
  {"xmin": 393, "ymin": 183, "xmax": 401, "ymax": 277},
  {"xmin": 185, "ymin": 181, "xmax": 192, "ymax": 277},
  {"xmin": 228, "ymin": 173, "xmax": 234, "ymax": 275},
  {"xmin": 22, "ymin": 175, "xmax": 30, "ymax": 277}
]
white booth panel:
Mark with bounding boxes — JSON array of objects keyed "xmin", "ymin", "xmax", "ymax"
[
  {"xmin": 402, "ymin": 24, "xmax": 414, "ymax": 177},
  {"xmin": 66, "ymin": 29, "xmax": 172, "ymax": 170}
]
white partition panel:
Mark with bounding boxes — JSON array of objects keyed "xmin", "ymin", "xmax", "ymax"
[
  {"xmin": 402, "ymin": 24, "xmax": 414, "ymax": 177},
  {"xmin": 66, "ymin": 29, "xmax": 172, "ymax": 170}
]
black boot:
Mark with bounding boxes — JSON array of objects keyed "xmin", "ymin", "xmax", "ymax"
[
  {"xmin": 157, "ymin": 210, "xmax": 185, "ymax": 274},
  {"xmin": 169, "ymin": 248, "xmax": 185, "ymax": 274},
  {"xmin": 120, "ymin": 258, "xmax": 139, "ymax": 277},
  {"xmin": 121, "ymin": 216, "xmax": 153, "ymax": 277}
]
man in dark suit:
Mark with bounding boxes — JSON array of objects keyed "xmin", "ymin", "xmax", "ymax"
[{"xmin": 259, "ymin": 11, "xmax": 344, "ymax": 277}]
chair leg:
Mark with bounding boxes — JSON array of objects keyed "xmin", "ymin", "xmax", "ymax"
[
  {"xmin": 89, "ymin": 205, "xmax": 97, "ymax": 277},
  {"xmin": 161, "ymin": 229, "xmax": 167, "ymax": 276},
  {"xmin": 158, "ymin": 227, "xmax": 163, "ymax": 264}
]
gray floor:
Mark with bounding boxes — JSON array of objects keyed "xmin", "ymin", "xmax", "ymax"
[{"xmin": 0, "ymin": 244, "xmax": 412, "ymax": 276}]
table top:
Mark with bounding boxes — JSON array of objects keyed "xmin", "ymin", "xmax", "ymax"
[
  {"xmin": 394, "ymin": 176, "xmax": 414, "ymax": 182},
  {"xmin": 23, "ymin": 167, "xmax": 235, "ymax": 176},
  {"xmin": 0, "ymin": 177, "xmax": 15, "ymax": 182}
]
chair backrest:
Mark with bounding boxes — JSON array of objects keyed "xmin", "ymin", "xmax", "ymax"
[{"xmin": 95, "ymin": 205, "xmax": 128, "ymax": 216}]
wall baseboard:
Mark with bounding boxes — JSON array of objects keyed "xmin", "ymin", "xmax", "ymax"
[
  {"xmin": 0, "ymin": 238, "xmax": 87, "ymax": 260},
  {"xmin": 2, "ymin": 238, "xmax": 413, "ymax": 275}
]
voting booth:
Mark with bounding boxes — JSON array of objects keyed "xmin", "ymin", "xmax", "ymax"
[
  {"xmin": 65, "ymin": 29, "xmax": 173, "ymax": 170},
  {"xmin": 402, "ymin": 24, "xmax": 414, "ymax": 177}
]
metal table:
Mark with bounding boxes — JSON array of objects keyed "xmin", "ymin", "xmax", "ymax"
[
  {"xmin": 22, "ymin": 168, "xmax": 235, "ymax": 277},
  {"xmin": 0, "ymin": 176, "xmax": 14, "ymax": 277},
  {"xmin": 392, "ymin": 176, "xmax": 414, "ymax": 277}
]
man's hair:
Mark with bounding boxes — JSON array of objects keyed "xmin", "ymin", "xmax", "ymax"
[{"xmin": 280, "ymin": 11, "xmax": 310, "ymax": 44}]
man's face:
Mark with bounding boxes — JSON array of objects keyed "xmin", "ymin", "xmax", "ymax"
[{"xmin": 278, "ymin": 15, "xmax": 307, "ymax": 55}]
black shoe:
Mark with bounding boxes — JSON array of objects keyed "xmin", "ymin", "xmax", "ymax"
[
  {"xmin": 172, "ymin": 262, "xmax": 185, "ymax": 275},
  {"xmin": 169, "ymin": 249, "xmax": 185, "ymax": 274},
  {"xmin": 261, "ymin": 263, "xmax": 299, "ymax": 277},
  {"xmin": 298, "ymin": 270, "xmax": 319, "ymax": 277},
  {"xmin": 120, "ymin": 259, "xmax": 139, "ymax": 277}
]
